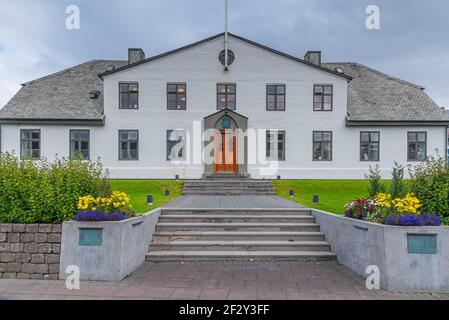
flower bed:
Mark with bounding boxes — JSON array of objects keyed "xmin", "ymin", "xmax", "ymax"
[
  {"xmin": 344, "ymin": 193, "xmax": 442, "ymax": 226},
  {"xmin": 76, "ymin": 191, "xmax": 135, "ymax": 222}
]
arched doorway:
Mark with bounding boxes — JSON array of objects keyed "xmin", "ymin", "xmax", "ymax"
[
  {"xmin": 214, "ymin": 115, "xmax": 238, "ymax": 173},
  {"xmin": 203, "ymin": 109, "xmax": 248, "ymax": 175}
]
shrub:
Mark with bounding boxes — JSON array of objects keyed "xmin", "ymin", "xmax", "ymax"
[
  {"xmin": 409, "ymin": 156, "xmax": 449, "ymax": 220},
  {"xmin": 0, "ymin": 153, "xmax": 110, "ymax": 223},
  {"xmin": 385, "ymin": 213, "xmax": 442, "ymax": 226},
  {"xmin": 390, "ymin": 162, "xmax": 407, "ymax": 199},
  {"xmin": 75, "ymin": 210, "xmax": 127, "ymax": 222},
  {"xmin": 365, "ymin": 164, "xmax": 386, "ymax": 198},
  {"xmin": 344, "ymin": 198, "xmax": 376, "ymax": 220}
]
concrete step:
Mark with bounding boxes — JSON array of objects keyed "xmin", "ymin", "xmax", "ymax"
[
  {"xmin": 161, "ymin": 208, "xmax": 311, "ymax": 215},
  {"xmin": 183, "ymin": 186, "xmax": 275, "ymax": 190},
  {"xmin": 183, "ymin": 191, "xmax": 276, "ymax": 195},
  {"xmin": 159, "ymin": 215, "xmax": 316, "ymax": 223},
  {"xmin": 156, "ymin": 222, "xmax": 321, "ymax": 231},
  {"xmin": 184, "ymin": 183, "xmax": 273, "ymax": 187},
  {"xmin": 153, "ymin": 231, "xmax": 325, "ymax": 241},
  {"xmin": 150, "ymin": 240, "xmax": 330, "ymax": 252},
  {"xmin": 146, "ymin": 250, "xmax": 337, "ymax": 262}
]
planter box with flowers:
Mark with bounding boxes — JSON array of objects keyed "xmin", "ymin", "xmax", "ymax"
[
  {"xmin": 312, "ymin": 192, "xmax": 449, "ymax": 293},
  {"xmin": 59, "ymin": 192, "xmax": 161, "ymax": 281}
]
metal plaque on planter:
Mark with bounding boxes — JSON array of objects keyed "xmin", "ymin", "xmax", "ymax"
[
  {"xmin": 79, "ymin": 228, "xmax": 103, "ymax": 246},
  {"xmin": 407, "ymin": 234, "xmax": 437, "ymax": 254}
]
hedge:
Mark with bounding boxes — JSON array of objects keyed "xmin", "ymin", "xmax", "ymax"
[{"xmin": 0, "ymin": 153, "xmax": 111, "ymax": 223}]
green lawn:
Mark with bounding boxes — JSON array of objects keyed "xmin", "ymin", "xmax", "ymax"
[
  {"xmin": 273, "ymin": 180, "xmax": 372, "ymax": 214},
  {"xmin": 110, "ymin": 180, "xmax": 184, "ymax": 214}
]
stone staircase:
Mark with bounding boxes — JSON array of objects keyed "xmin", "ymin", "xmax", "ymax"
[
  {"xmin": 146, "ymin": 208, "xmax": 336, "ymax": 262},
  {"xmin": 183, "ymin": 174, "xmax": 275, "ymax": 196}
]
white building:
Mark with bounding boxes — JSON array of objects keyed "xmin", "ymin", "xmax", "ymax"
[{"xmin": 1, "ymin": 33, "xmax": 448, "ymax": 179}]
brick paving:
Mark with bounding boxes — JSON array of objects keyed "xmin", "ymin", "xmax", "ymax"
[{"xmin": 0, "ymin": 261, "xmax": 448, "ymax": 300}]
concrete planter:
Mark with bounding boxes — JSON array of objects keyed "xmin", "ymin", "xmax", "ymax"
[
  {"xmin": 312, "ymin": 209, "xmax": 449, "ymax": 293},
  {"xmin": 59, "ymin": 208, "xmax": 161, "ymax": 281}
]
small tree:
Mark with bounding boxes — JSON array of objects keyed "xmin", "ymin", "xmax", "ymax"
[
  {"xmin": 365, "ymin": 164, "xmax": 386, "ymax": 198},
  {"xmin": 390, "ymin": 162, "xmax": 407, "ymax": 199},
  {"xmin": 410, "ymin": 156, "xmax": 449, "ymax": 220}
]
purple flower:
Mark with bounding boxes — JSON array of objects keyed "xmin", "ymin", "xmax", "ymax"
[
  {"xmin": 385, "ymin": 213, "xmax": 441, "ymax": 226},
  {"xmin": 75, "ymin": 210, "xmax": 127, "ymax": 222}
]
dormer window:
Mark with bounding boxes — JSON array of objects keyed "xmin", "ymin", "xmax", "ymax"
[{"xmin": 119, "ymin": 82, "xmax": 139, "ymax": 109}]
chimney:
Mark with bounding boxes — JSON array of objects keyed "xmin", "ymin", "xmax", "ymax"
[
  {"xmin": 304, "ymin": 51, "xmax": 321, "ymax": 66},
  {"xmin": 128, "ymin": 48, "xmax": 145, "ymax": 64}
]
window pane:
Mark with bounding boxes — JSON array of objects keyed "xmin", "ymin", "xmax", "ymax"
[
  {"xmin": 323, "ymin": 132, "xmax": 332, "ymax": 141},
  {"xmin": 129, "ymin": 84, "xmax": 138, "ymax": 92},
  {"xmin": 167, "ymin": 84, "xmax": 176, "ymax": 93},
  {"xmin": 267, "ymin": 95, "xmax": 275, "ymax": 103},
  {"xmin": 120, "ymin": 95, "xmax": 129, "ymax": 108},
  {"xmin": 361, "ymin": 133, "xmax": 369, "ymax": 142},
  {"xmin": 227, "ymin": 94, "xmax": 235, "ymax": 102},
  {"xmin": 120, "ymin": 83, "xmax": 128, "ymax": 92},
  {"xmin": 324, "ymin": 86, "xmax": 332, "ymax": 94},
  {"xmin": 361, "ymin": 147, "xmax": 369, "ymax": 161},
  {"xmin": 370, "ymin": 132, "xmax": 379, "ymax": 142},
  {"xmin": 218, "ymin": 85, "xmax": 226, "ymax": 93},
  {"xmin": 31, "ymin": 141, "xmax": 39, "ymax": 150},
  {"xmin": 267, "ymin": 102, "xmax": 275, "ymax": 111},
  {"xmin": 314, "ymin": 96, "xmax": 322, "ymax": 103},
  {"xmin": 227, "ymin": 85, "xmax": 236, "ymax": 94},
  {"xmin": 81, "ymin": 149, "xmax": 89, "ymax": 159},
  {"xmin": 313, "ymin": 132, "xmax": 322, "ymax": 142},
  {"xmin": 323, "ymin": 95, "xmax": 332, "ymax": 103},
  {"xmin": 31, "ymin": 131, "xmax": 40, "ymax": 140},
  {"xmin": 177, "ymin": 85, "xmax": 186, "ymax": 94},
  {"xmin": 417, "ymin": 133, "xmax": 426, "ymax": 142},
  {"xmin": 322, "ymin": 142, "xmax": 332, "ymax": 160},
  {"xmin": 314, "ymin": 103, "xmax": 322, "ymax": 111},
  {"xmin": 129, "ymin": 131, "xmax": 138, "ymax": 140},
  {"xmin": 314, "ymin": 86, "xmax": 323, "ymax": 94},
  {"xmin": 417, "ymin": 143, "xmax": 426, "ymax": 160},
  {"xmin": 267, "ymin": 85, "xmax": 276, "ymax": 94},
  {"xmin": 31, "ymin": 150, "xmax": 40, "ymax": 159},
  {"xmin": 80, "ymin": 131, "xmax": 89, "ymax": 140},
  {"xmin": 313, "ymin": 142, "xmax": 321, "ymax": 160},
  {"xmin": 227, "ymin": 101, "xmax": 236, "ymax": 110},
  {"xmin": 408, "ymin": 132, "xmax": 416, "ymax": 142},
  {"xmin": 323, "ymin": 103, "xmax": 332, "ymax": 111},
  {"xmin": 277, "ymin": 95, "xmax": 285, "ymax": 103},
  {"xmin": 276, "ymin": 102, "xmax": 285, "ymax": 110},
  {"xmin": 277, "ymin": 86, "xmax": 285, "ymax": 94},
  {"xmin": 369, "ymin": 143, "xmax": 379, "ymax": 161}
]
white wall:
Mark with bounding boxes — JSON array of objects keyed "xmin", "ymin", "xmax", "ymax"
[{"xmin": 1, "ymin": 35, "xmax": 446, "ymax": 179}]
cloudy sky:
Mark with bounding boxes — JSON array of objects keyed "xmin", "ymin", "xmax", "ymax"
[{"xmin": 1, "ymin": 0, "xmax": 448, "ymax": 109}]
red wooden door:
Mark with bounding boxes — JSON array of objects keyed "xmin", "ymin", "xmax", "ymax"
[{"xmin": 214, "ymin": 130, "xmax": 237, "ymax": 173}]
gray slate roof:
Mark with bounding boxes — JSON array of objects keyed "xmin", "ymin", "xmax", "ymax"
[
  {"xmin": 0, "ymin": 60, "xmax": 127, "ymax": 121},
  {"xmin": 0, "ymin": 52, "xmax": 447, "ymax": 124},
  {"xmin": 323, "ymin": 62, "xmax": 449, "ymax": 122}
]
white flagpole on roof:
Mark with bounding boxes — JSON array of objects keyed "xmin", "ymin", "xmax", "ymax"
[{"xmin": 224, "ymin": 0, "xmax": 229, "ymax": 71}]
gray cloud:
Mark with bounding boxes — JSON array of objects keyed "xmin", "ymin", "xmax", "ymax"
[{"xmin": 0, "ymin": 0, "xmax": 448, "ymax": 108}]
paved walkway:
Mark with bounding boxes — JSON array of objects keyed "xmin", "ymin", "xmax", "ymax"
[
  {"xmin": 0, "ymin": 261, "xmax": 447, "ymax": 300},
  {"xmin": 165, "ymin": 195, "xmax": 304, "ymax": 208}
]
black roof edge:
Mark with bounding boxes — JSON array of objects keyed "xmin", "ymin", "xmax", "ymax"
[
  {"xmin": 0, "ymin": 117, "xmax": 105, "ymax": 126},
  {"xmin": 204, "ymin": 108, "xmax": 249, "ymax": 120},
  {"xmin": 346, "ymin": 118, "xmax": 449, "ymax": 127},
  {"xmin": 98, "ymin": 32, "xmax": 353, "ymax": 81}
]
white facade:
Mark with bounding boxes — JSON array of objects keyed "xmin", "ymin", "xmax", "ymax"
[{"xmin": 1, "ymin": 35, "xmax": 446, "ymax": 179}]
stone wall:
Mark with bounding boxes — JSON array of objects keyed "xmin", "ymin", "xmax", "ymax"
[{"xmin": 0, "ymin": 224, "xmax": 61, "ymax": 280}]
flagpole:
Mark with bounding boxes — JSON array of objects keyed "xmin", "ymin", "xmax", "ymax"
[{"xmin": 224, "ymin": 0, "xmax": 229, "ymax": 71}]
